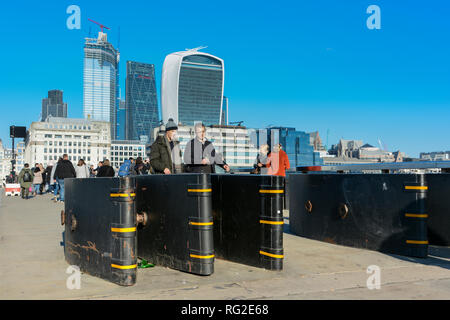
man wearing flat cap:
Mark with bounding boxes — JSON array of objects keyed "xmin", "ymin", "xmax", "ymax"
[{"xmin": 149, "ymin": 118, "xmax": 183, "ymax": 174}]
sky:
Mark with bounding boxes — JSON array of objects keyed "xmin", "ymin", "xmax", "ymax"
[{"xmin": 0, "ymin": 0, "xmax": 449, "ymax": 157}]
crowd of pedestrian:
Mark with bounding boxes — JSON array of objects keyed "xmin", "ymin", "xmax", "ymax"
[{"xmin": 14, "ymin": 119, "xmax": 290, "ymax": 202}]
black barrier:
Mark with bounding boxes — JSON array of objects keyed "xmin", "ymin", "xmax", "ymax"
[
  {"xmin": 289, "ymin": 173, "xmax": 428, "ymax": 258},
  {"xmin": 136, "ymin": 174, "xmax": 214, "ymax": 276},
  {"xmin": 63, "ymin": 176, "xmax": 138, "ymax": 286},
  {"xmin": 211, "ymin": 174, "xmax": 285, "ymax": 270},
  {"xmin": 426, "ymin": 173, "xmax": 450, "ymax": 246}
]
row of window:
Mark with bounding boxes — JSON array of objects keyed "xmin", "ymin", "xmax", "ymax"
[
  {"xmin": 43, "ymin": 155, "xmax": 92, "ymax": 162},
  {"xmin": 110, "ymin": 146, "xmax": 143, "ymax": 151},
  {"xmin": 44, "ymin": 134, "xmax": 91, "ymax": 139},
  {"xmin": 44, "ymin": 141, "xmax": 91, "ymax": 147},
  {"xmin": 44, "ymin": 124, "xmax": 92, "ymax": 131},
  {"xmin": 43, "ymin": 148, "xmax": 95, "ymax": 155}
]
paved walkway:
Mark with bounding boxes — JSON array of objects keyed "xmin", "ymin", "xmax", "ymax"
[{"xmin": 0, "ymin": 191, "xmax": 449, "ymax": 300}]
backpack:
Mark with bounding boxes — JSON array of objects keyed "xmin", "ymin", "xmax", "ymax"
[
  {"xmin": 118, "ymin": 160, "xmax": 132, "ymax": 177},
  {"xmin": 23, "ymin": 170, "xmax": 32, "ymax": 182}
]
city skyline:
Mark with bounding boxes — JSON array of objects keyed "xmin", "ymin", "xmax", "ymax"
[{"xmin": 0, "ymin": 1, "xmax": 449, "ymax": 157}]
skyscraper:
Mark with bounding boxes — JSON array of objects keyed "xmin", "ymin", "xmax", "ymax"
[
  {"xmin": 126, "ymin": 61, "xmax": 159, "ymax": 143},
  {"xmin": 221, "ymin": 96, "xmax": 228, "ymax": 125},
  {"xmin": 41, "ymin": 90, "xmax": 67, "ymax": 121},
  {"xmin": 161, "ymin": 48, "xmax": 224, "ymax": 126},
  {"xmin": 116, "ymin": 99, "xmax": 126, "ymax": 140},
  {"xmin": 83, "ymin": 31, "xmax": 119, "ymax": 139}
]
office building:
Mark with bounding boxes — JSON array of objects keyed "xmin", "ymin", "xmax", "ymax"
[
  {"xmin": 24, "ymin": 117, "xmax": 111, "ymax": 166},
  {"xmin": 161, "ymin": 48, "xmax": 224, "ymax": 126},
  {"xmin": 41, "ymin": 90, "xmax": 67, "ymax": 121},
  {"xmin": 221, "ymin": 96, "xmax": 228, "ymax": 125},
  {"xmin": 83, "ymin": 31, "xmax": 120, "ymax": 139},
  {"xmin": 420, "ymin": 151, "xmax": 450, "ymax": 161},
  {"xmin": 110, "ymin": 140, "xmax": 147, "ymax": 170},
  {"xmin": 116, "ymin": 99, "xmax": 126, "ymax": 140},
  {"xmin": 126, "ymin": 61, "xmax": 159, "ymax": 143}
]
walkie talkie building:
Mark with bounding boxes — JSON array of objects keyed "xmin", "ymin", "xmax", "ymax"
[{"xmin": 161, "ymin": 48, "xmax": 224, "ymax": 126}]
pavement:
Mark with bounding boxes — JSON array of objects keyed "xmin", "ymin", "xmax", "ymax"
[{"xmin": 0, "ymin": 190, "xmax": 449, "ymax": 300}]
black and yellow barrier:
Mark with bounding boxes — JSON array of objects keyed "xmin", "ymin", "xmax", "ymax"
[
  {"xmin": 63, "ymin": 176, "xmax": 138, "ymax": 286},
  {"xmin": 426, "ymin": 173, "xmax": 450, "ymax": 246},
  {"xmin": 63, "ymin": 173, "xmax": 214, "ymax": 286},
  {"xmin": 211, "ymin": 174, "xmax": 285, "ymax": 270},
  {"xmin": 289, "ymin": 173, "xmax": 428, "ymax": 258},
  {"xmin": 136, "ymin": 174, "xmax": 214, "ymax": 276}
]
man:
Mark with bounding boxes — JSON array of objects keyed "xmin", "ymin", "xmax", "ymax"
[
  {"xmin": 150, "ymin": 118, "xmax": 183, "ymax": 174},
  {"xmin": 266, "ymin": 143, "xmax": 290, "ymax": 177},
  {"xmin": 184, "ymin": 122, "xmax": 230, "ymax": 174},
  {"xmin": 18, "ymin": 163, "xmax": 34, "ymax": 200},
  {"xmin": 54, "ymin": 154, "xmax": 76, "ymax": 202}
]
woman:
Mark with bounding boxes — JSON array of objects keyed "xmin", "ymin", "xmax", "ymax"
[
  {"xmin": 96, "ymin": 159, "xmax": 115, "ymax": 177},
  {"xmin": 32, "ymin": 164, "xmax": 44, "ymax": 196},
  {"xmin": 252, "ymin": 144, "xmax": 269, "ymax": 174},
  {"xmin": 75, "ymin": 159, "xmax": 90, "ymax": 178}
]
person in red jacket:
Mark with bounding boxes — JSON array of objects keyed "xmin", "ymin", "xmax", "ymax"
[{"xmin": 266, "ymin": 143, "xmax": 290, "ymax": 177}]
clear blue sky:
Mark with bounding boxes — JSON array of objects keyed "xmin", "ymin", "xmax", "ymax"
[{"xmin": 0, "ymin": 0, "xmax": 449, "ymax": 157}]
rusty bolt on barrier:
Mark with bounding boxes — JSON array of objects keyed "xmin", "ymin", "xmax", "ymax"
[{"xmin": 136, "ymin": 212, "xmax": 148, "ymax": 227}]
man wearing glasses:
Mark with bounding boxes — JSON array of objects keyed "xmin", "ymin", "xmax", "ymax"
[{"xmin": 184, "ymin": 122, "xmax": 230, "ymax": 174}]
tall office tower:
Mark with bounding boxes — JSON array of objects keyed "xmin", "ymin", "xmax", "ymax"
[
  {"xmin": 41, "ymin": 90, "xmax": 67, "ymax": 121},
  {"xmin": 221, "ymin": 96, "xmax": 228, "ymax": 125},
  {"xmin": 83, "ymin": 31, "xmax": 120, "ymax": 139},
  {"xmin": 161, "ymin": 48, "xmax": 224, "ymax": 126},
  {"xmin": 126, "ymin": 61, "xmax": 159, "ymax": 143},
  {"xmin": 116, "ymin": 99, "xmax": 126, "ymax": 140}
]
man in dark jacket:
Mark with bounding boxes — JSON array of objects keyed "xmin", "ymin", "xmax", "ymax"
[
  {"xmin": 184, "ymin": 122, "xmax": 230, "ymax": 174},
  {"xmin": 150, "ymin": 118, "xmax": 183, "ymax": 174},
  {"xmin": 18, "ymin": 163, "xmax": 34, "ymax": 199},
  {"xmin": 54, "ymin": 154, "xmax": 76, "ymax": 202},
  {"xmin": 96, "ymin": 159, "xmax": 115, "ymax": 177}
]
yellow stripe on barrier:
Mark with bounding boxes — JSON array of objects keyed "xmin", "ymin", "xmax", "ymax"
[
  {"xmin": 187, "ymin": 189, "xmax": 212, "ymax": 193},
  {"xmin": 190, "ymin": 254, "xmax": 215, "ymax": 259},
  {"xmin": 111, "ymin": 264, "xmax": 137, "ymax": 270},
  {"xmin": 259, "ymin": 250, "xmax": 284, "ymax": 259},
  {"xmin": 110, "ymin": 193, "xmax": 136, "ymax": 197},
  {"xmin": 259, "ymin": 190, "xmax": 284, "ymax": 194},
  {"xmin": 260, "ymin": 220, "xmax": 284, "ymax": 225},
  {"xmin": 406, "ymin": 240, "xmax": 429, "ymax": 245},
  {"xmin": 111, "ymin": 227, "xmax": 137, "ymax": 233},
  {"xmin": 405, "ymin": 213, "xmax": 428, "ymax": 218},
  {"xmin": 189, "ymin": 222, "xmax": 213, "ymax": 226},
  {"xmin": 404, "ymin": 186, "xmax": 428, "ymax": 191}
]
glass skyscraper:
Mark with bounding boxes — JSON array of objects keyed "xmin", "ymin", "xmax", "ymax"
[
  {"xmin": 41, "ymin": 90, "xmax": 67, "ymax": 121},
  {"xmin": 83, "ymin": 31, "xmax": 119, "ymax": 139},
  {"xmin": 116, "ymin": 99, "xmax": 126, "ymax": 140},
  {"xmin": 161, "ymin": 48, "xmax": 224, "ymax": 126},
  {"xmin": 253, "ymin": 127, "xmax": 324, "ymax": 169},
  {"xmin": 125, "ymin": 61, "xmax": 159, "ymax": 143}
]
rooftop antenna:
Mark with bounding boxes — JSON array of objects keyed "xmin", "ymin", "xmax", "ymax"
[{"xmin": 117, "ymin": 26, "xmax": 120, "ymax": 50}]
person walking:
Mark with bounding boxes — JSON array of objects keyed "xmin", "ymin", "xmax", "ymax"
[
  {"xmin": 18, "ymin": 163, "xmax": 34, "ymax": 200},
  {"xmin": 44, "ymin": 162, "xmax": 54, "ymax": 193},
  {"xmin": 133, "ymin": 157, "xmax": 150, "ymax": 175},
  {"xmin": 266, "ymin": 143, "xmax": 290, "ymax": 177},
  {"xmin": 75, "ymin": 159, "xmax": 90, "ymax": 178},
  {"xmin": 252, "ymin": 144, "xmax": 269, "ymax": 174},
  {"xmin": 96, "ymin": 159, "xmax": 115, "ymax": 177},
  {"xmin": 149, "ymin": 118, "xmax": 183, "ymax": 174},
  {"xmin": 32, "ymin": 164, "xmax": 44, "ymax": 196},
  {"xmin": 54, "ymin": 154, "xmax": 76, "ymax": 202},
  {"xmin": 183, "ymin": 122, "xmax": 230, "ymax": 174},
  {"xmin": 50, "ymin": 158, "xmax": 61, "ymax": 201}
]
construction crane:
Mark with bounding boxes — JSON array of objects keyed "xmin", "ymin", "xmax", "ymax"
[{"xmin": 88, "ymin": 18, "xmax": 110, "ymax": 33}]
